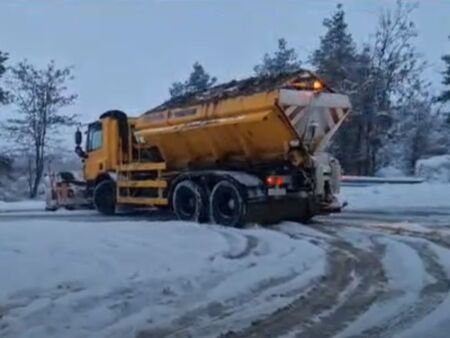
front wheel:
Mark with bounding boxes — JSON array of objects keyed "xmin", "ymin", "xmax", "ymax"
[
  {"xmin": 93, "ymin": 180, "xmax": 116, "ymax": 215},
  {"xmin": 209, "ymin": 180, "xmax": 246, "ymax": 227}
]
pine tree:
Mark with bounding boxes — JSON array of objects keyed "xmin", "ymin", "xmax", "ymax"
[
  {"xmin": 0, "ymin": 51, "xmax": 8, "ymax": 105},
  {"xmin": 253, "ymin": 38, "xmax": 302, "ymax": 77},
  {"xmin": 439, "ymin": 36, "xmax": 450, "ymax": 103},
  {"xmin": 310, "ymin": 4, "xmax": 362, "ymax": 174},
  {"xmin": 311, "ymin": 4, "xmax": 357, "ymax": 90},
  {"xmin": 169, "ymin": 62, "xmax": 217, "ymax": 98}
]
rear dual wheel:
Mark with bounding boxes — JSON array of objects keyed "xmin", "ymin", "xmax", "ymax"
[
  {"xmin": 172, "ymin": 180, "xmax": 208, "ymax": 223},
  {"xmin": 209, "ymin": 180, "xmax": 246, "ymax": 228},
  {"xmin": 172, "ymin": 179, "xmax": 246, "ymax": 227}
]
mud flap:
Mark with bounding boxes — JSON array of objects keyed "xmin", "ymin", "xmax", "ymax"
[{"xmin": 245, "ymin": 197, "xmax": 317, "ymax": 225}]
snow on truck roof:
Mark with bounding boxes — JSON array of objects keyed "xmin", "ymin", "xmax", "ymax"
[{"xmin": 144, "ymin": 69, "xmax": 333, "ymax": 114}]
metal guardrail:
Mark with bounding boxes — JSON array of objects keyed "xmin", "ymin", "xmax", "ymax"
[{"xmin": 341, "ymin": 176, "xmax": 424, "ymax": 187}]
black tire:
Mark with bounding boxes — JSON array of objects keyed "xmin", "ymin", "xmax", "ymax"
[
  {"xmin": 209, "ymin": 180, "xmax": 246, "ymax": 227},
  {"xmin": 172, "ymin": 180, "xmax": 208, "ymax": 223},
  {"xmin": 93, "ymin": 180, "xmax": 116, "ymax": 215}
]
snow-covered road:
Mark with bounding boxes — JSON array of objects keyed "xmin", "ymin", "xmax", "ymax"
[{"xmin": 1, "ymin": 184, "xmax": 450, "ymax": 338}]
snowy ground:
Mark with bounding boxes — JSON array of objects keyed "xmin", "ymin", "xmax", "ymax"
[
  {"xmin": 0, "ymin": 219, "xmax": 325, "ymax": 338},
  {"xmin": 1, "ymin": 184, "xmax": 450, "ymax": 338}
]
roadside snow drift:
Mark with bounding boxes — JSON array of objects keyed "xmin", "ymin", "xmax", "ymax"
[
  {"xmin": 340, "ymin": 183, "xmax": 450, "ymax": 210},
  {"xmin": 0, "ymin": 219, "xmax": 325, "ymax": 338},
  {"xmin": 416, "ymin": 155, "xmax": 450, "ymax": 183},
  {"xmin": 0, "ymin": 200, "xmax": 45, "ymax": 212}
]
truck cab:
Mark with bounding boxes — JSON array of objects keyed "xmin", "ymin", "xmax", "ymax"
[{"xmin": 75, "ymin": 111, "xmax": 130, "ymax": 193}]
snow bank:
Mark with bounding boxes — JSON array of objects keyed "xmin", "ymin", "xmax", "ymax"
[
  {"xmin": 416, "ymin": 155, "xmax": 450, "ymax": 183},
  {"xmin": 340, "ymin": 183, "xmax": 450, "ymax": 210},
  {"xmin": 376, "ymin": 166, "xmax": 405, "ymax": 177},
  {"xmin": 0, "ymin": 219, "xmax": 325, "ymax": 338},
  {"xmin": 0, "ymin": 199, "xmax": 45, "ymax": 212}
]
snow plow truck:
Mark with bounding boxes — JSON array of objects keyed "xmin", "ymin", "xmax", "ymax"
[{"xmin": 74, "ymin": 70, "xmax": 351, "ymax": 226}]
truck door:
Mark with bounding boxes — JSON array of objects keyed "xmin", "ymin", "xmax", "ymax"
[{"xmin": 84, "ymin": 121, "xmax": 106, "ymax": 181}]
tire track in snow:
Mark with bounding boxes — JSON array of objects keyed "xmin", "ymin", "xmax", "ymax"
[
  {"xmin": 153, "ymin": 271, "xmax": 303, "ymax": 338},
  {"xmin": 207, "ymin": 227, "xmax": 261, "ymax": 260},
  {"xmin": 219, "ymin": 226, "xmax": 386, "ymax": 338},
  {"xmin": 315, "ymin": 220, "xmax": 450, "ymax": 338},
  {"xmin": 136, "ymin": 228, "xmax": 324, "ymax": 338},
  {"xmin": 348, "ymin": 239, "xmax": 450, "ymax": 338}
]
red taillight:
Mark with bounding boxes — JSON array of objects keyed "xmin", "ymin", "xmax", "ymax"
[
  {"xmin": 275, "ymin": 176, "xmax": 284, "ymax": 186},
  {"xmin": 266, "ymin": 176, "xmax": 276, "ymax": 186},
  {"xmin": 266, "ymin": 176, "xmax": 285, "ymax": 187}
]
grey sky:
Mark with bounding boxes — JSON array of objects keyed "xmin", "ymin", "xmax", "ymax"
[{"xmin": 0, "ymin": 0, "xmax": 449, "ymax": 122}]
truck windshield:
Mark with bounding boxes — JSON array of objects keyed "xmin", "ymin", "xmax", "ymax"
[{"xmin": 87, "ymin": 122, "xmax": 102, "ymax": 152}]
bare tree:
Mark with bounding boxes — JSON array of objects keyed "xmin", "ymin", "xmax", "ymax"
[
  {"xmin": 5, "ymin": 60, "xmax": 77, "ymax": 198},
  {"xmin": 367, "ymin": 0, "xmax": 426, "ymax": 174},
  {"xmin": 372, "ymin": 0, "xmax": 423, "ymax": 111}
]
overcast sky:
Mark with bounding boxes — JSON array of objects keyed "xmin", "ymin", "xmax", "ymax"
[{"xmin": 0, "ymin": 0, "xmax": 449, "ymax": 122}]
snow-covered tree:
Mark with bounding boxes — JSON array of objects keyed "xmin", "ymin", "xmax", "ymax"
[
  {"xmin": 439, "ymin": 36, "xmax": 450, "ymax": 103},
  {"xmin": 0, "ymin": 51, "xmax": 12, "ymax": 178},
  {"xmin": 0, "ymin": 154, "xmax": 12, "ymax": 176},
  {"xmin": 311, "ymin": 4, "xmax": 357, "ymax": 91},
  {"xmin": 253, "ymin": 38, "xmax": 302, "ymax": 77},
  {"xmin": 169, "ymin": 62, "xmax": 217, "ymax": 98},
  {"xmin": 387, "ymin": 81, "xmax": 434, "ymax": 174},
  {"xmin": 310, "ymin": 1, "xmax": 431, "ymax": 176},
  {"xmin": 372, "ymin": 0, "xmax": 431, "ymax": 174}
]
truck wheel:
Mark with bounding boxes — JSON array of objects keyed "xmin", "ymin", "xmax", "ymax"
[
  {"xmin": 172, "ymin": 180, "xmax": 208, "ymax": 223},
  {"xmin": 209, "ymin": 180, "xmax": 246, "ymax": 227},
  {"xmin": 93, "ymin": 180, "xmax": 116, "ymax": 215}
]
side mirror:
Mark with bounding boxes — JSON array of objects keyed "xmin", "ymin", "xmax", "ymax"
[
  {"xmin": 75, "ymin": 128, "xmax": 82, "ymax": 146},
  {"xmin": 75, "ymin": 146, "xmax": 88, "ymax": 159}
]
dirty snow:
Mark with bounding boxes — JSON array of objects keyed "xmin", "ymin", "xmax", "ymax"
[
  {"xmin": 350, "ymin": 221, "xmax": 432, "ymax": 234},
  {"xmin": 0, "ymin": 219, "xmax": 325, "ymax": 338},
  {"xmin": 340, "ymin": 183, "xmax": 450, "ymax": 210}
]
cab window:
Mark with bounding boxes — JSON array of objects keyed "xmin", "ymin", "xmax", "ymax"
[{"xmin": 87, "ymin": 122, "xmax": 102, "ymax": 152}]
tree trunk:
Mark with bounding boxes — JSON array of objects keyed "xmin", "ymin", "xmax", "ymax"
[
  {"xmin": 30, "ymin": 146, "xmax": 44, "ymax": 199},
  {"xmin": 27, "ymin": 158, "xmax": 34, "ymax": 198}
]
